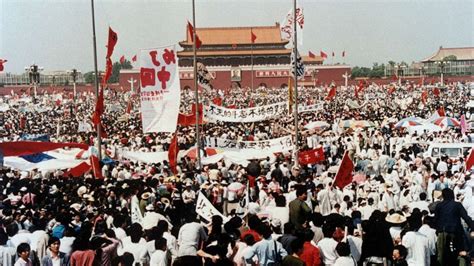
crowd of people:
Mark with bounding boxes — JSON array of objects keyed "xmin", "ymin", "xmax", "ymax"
[{"xmin": 0, "ymin": 79, "xmax": 473, "ymax": 266}]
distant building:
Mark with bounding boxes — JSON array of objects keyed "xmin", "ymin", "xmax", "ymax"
[
  {"xmin": 119, "ymin": 23, "xmax": 350, "ymax": 90},
  {"xmin": 0, "ymin": 70, "xmax": 85, "ymax": 86}
]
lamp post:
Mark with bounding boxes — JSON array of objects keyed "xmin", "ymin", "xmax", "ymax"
[
  {"xmin": 419, "ymin": 65, "xmax": 426, "ymax": 86},
  {"xmin": 394, "ymin": 64, "xmax": 406, "ymax": 86},
  {"xmin": 25, "ymin": 64, "xmax": 43, "ymax": 102},
  {"xmin": 435, "ymin": 61, "xmax": 449, "ymax": 86},
  {"xmin": 342, "ymin": 71, "xmax": 349, "ymax": 88},
  {"xmin": 68, "ymin": 69, "xmax": 78, "ymax": 103}
]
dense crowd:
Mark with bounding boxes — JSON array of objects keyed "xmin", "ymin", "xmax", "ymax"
[{"xmin": 0, "ymin": 80, "xmax": 473, "ymax": 266}]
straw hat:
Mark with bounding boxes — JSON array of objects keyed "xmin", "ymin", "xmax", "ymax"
[
  {"xmin": 385, "ymin": 213, "xmax": 407, "ymax": 224},
  {"xmin": 141, "ymin": 192, "xmax": 151, "ymax": 200}
]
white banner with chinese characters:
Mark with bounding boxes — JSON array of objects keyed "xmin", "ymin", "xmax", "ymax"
[
  {"xmin": 139, "ymin": 45, "xmax": 180, "ymax": 132},
  {"xmin": 205, "ymin": 102, "xmax": 288, "ymax": 123},
  {"xmin": 196, "ymin": 192, "xmax": 227, "ymax": 222},
  {"xmin": 296, "ymin": 103, "xmax": 324, "ymax": 113},
  {"xmin": 204, "ymin": 135, "xmax": 294, "ymax": 152}
]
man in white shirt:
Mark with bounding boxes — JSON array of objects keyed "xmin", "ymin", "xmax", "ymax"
[
  {"xmin": 150, "ymin": 238, "xmax": 168, "ymax": 266},
  {"xmin": 317, "ymin": 224, "xmax": 339, "ymax": 265},
  {"xmin": 177, "ymin": 219, "xmax": 208, "ymax": 257},
  {"xmin": 417, "ymin": 216, "xmax": 437, "ymax": 260},
  {"xmin": 408, "ymin": 192, "xmax": 429, "ymax": 213}
]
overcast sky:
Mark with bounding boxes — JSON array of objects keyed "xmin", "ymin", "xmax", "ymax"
[{"xmin": 1, "ymin": 0, "xmax": 473, "ymax": 74}]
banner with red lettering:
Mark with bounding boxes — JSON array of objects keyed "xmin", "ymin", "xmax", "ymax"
[{"xmin": 139, "ymin": 45, "xmax": 180, "ymax": 132}]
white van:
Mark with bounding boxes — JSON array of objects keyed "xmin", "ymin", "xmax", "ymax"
[{"xmin": 423, "ymin": 143, "xmax": 474, "ymax": 160}]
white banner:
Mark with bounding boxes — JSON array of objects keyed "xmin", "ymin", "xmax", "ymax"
[
  {"xmin": 297, "ymin": 103, "xmax": 323, "ymax": 113},
  {"xmin": 196, "ymin": 192, "xmax": 227, "ymax": 222},
  {"xmin": 205, "ymin": 102, "xmax": 288, "ymax": 123},
  {"xmin": 204, "ymin": 135, "xmax": 294, "ymax": 152},
  {"xmin": 140, "ymin": 45, "xmax": 180, "ymax": 132},
  {"xmin": 280, "ymin": 7, "xmax": 304, "ymax": 46},
  {"xmin": 121, "ymin": 150, "xmax": 168, "ymax": 164}
]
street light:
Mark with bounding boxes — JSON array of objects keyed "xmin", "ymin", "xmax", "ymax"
[
  {"xmin": 67, "ymin": 69, "xmax": 78, "ymax": 103},
  {"xmin": 419, "ymin": 65, "xmax": 426, "ymax": 86},
  {"xmin": 24, "ymin": 64, "xmax": 43, "ymax": 101},
  {"xmin": 394, "ymin": 63, "xmax": 406, "ymax": 86},
  {"xmin": 435, "ymin": 61, "xmax": 450, "ymax": 86}
]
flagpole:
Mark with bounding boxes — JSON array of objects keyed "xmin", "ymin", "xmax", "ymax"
[
  {"xmin": 90, "ymin": 0, "xmax": 102, "ymax": 161},
  {"xmin": 293, "ymin": 0, "xmax": 299, "ymax": 167},
  {"xmin": 251, "ymin": 28, "xmax": 254, "ymax": 90},
  {"xmin": 192, "ymin": 0, "xmax": 202, "ymax": 169}
]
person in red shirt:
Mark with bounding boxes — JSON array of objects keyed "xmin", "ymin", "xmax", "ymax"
[
  {"xmin": 240, "ymin": 215, "xmax": 262, "ymax": 242},
  {"xmin": 299, "ymin": 229, "xmax": 322, "ymax": 266}
]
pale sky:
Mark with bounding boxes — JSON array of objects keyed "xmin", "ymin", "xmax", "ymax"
[{"xmin": 1, "ymin": 0, "xmax": 473, "ymax": 74}]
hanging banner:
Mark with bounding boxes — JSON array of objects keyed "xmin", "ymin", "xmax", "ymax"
[
  {"xmin": 139, "ymin": 45, "xmax": 180, "ymax": 132},
  {"xmin": 204, "ymin": 135, "xmax": 293, "ymax": 152},
  {"xmin": 196, "ymin": 192, "xmax": 227, "ymax": 222},
  {"xmin": 205, "ymin": 102, "xmax": 288, "ymax": 123},
  {"xmin": 297, "ymin": 103, "xmax": 324, "ymax": 113}
]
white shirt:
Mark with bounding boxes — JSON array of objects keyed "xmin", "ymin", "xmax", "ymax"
[
  {"xmin": 317, "ymin": 237, "xmax": 339, "ymax": 265},
  {"xmin": 113, "ymin": 227, "xmax": 127, "ymax": 241},
  {"xmin": 118, "ymin": 236, "xmax": 148, "ymax": 265},
  {"xmin": 401, "ymin": 231, "xmax": 430, "ymax": 266},
  {"xmin": 334, "ymin": 256, "xmax": 356, "ymax": 266},
  {"xmin": 177, "ymin": 222, "xmax": 208, "ymax": 257},
  {"xmin": 150, "ymin": 249, "xmax": 168, "ymax": 266},
  {"xmin": 417, "ymin": 225, "xmax": 437, "ymax": 256},
  {"xmin": 58, "ymin": 236, "xmax": 75, "ymax": 255}
]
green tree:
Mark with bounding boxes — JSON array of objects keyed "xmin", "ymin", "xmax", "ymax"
[
  {"xmin": 84, "ymin": 71, "xmax": 95, "ymax": 84},
  {"xmin": 110, "ymin": 60, "xmax": 133, "ymax": 83},
  {"xmin": 369, "ymin": 63, "xmax": 385, "ymax": 78},
  {"xmin": 442, "ymin": 55, "xmax": 457, "ymax": 61}
]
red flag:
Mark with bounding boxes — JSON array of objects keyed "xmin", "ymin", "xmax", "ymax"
[
  {"xmin": 106, "ymin": 27, "xmax": 118, "ymax": 58},
  {"xmin": 332, "ymin": 51, "xmax": 335, "ymax": 57},
  {"xmin": 132, "ymin": 55, "xmax": 137, "ymax": 62},
  {"xmin": 102, "ymin": 58, "xmax": 113, "ymax": 87},
  {"xmin": 90, "ymin": 155, "xmax": 103, "ymax": 179},
  {"xmin": 212, "ymin": 97, "xmax": 223, "ymax": 106},
  {"xmin": 63, "ymin": 162, "xmax": 91, "ymax": 178},
  {"xmin": 357, "ymin": 80, "xmax": 365, "ymax": 94},
  {"xmin": 354, "ymin": 87, "xmax": 359, "ymax": 98},
  {"xmin": 120, "ymin": 55, "xmax": 125, "ymax": 64},
  {"xmin": 466, "ymin": 148, "xmax": 474, "ymax": 171},
  {"xmin": 320, "ymin": 51, "xmax": 327, "ymax": 59},
  {"xmin": 333, "ymin": 151, "xmax": 354, "ymax": 189},
  {"xmin": 342, "ymin": 51, "xmax": 345, "ymax": 57},
  {"xmin": 298, "ymin": 147, "xmax": 325, "ymax": 165},
  {"xmin": 0, "ymin": 59, "xmax": 7, "ymax": 72},
  {"xmin": 388, "ymin": 85, "xmax": 395, "ymax": 94},
  {"xmin": 250, "ymin": 29, "xmax": 257, "ymax": 44},
  {"xmin": 421, "ymin": 90, "xmax": 428, "ymax": 104},
  {"xmin": 187, "ymin": 21, "xmax": 202, "ymax": 49},
  {"xmin": 438, "ymin": 106, "xmax": 446, "ymax": 117},
  {"xmin": 433, "ymin": 87, "xmax": 440, "ymax": 97},
  {"xmin": 325, "ymin": 86, "xmax": 336, "ymax": 101},
  {"xmin": 227, "ymin": 104, "xmax": 236, "ymax": 109},
  {"xmin": 168, "ymin": 134, "xmax": 179, "ymax": 174},
  {"xmin": 308, "ymin": 51, "xmax": 316, "ymax": 59},
  {"xmin": 91, "ymin": 87, "xmax": 104, "ymax": 126},
  {"xmin": 126, "ymin": 101, "xmax": 132, "ymax": 114}
]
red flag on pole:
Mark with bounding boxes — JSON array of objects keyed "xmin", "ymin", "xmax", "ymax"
[
  {"xmin": 251, "ymin": 29, "xmax": 257, "ymax": 44},
  {"xmin": 421, "ymin": 90, "xmax": 428, "ymax": 104},
  {"xmin": 91, "ymin": 87, "xmax": 104, "ymax": 126},
  {"xmin": 119, "ymin": 55, "xmax": 125, "ymax": 64},
  {"xmin": 466, "ymin": 148, "xmax": 474, "ymax": 171},
  {"xmin": 333, "ymin": 151, "xmax": 354, "ymax": 189},
  {"xmin": 308, "ymin": 51, "xmax": 316, "ymax": 59},
  {"xmin": 132, "ymin": 55, "xmax": 137, "ymax": 62},
  {"xmin": 437, "ymin": 106, "xmax": 446, "ymax": 117},
  {"xmin": 106, "ymin": 27, "xmax": 118, "ymax": 58},
  {"xmin": 342, "ymin": 51, "xmax": 345, "ymax": 57},
  {"xmin": 90, "ymin": 155, "xmax": 103, "ymax": 179},
  {"xmin": 298, "ymin": 147, "xmax": 325, "ymax": 165},
  {"xmin": 0, "ymin": 59, "xmax": 7, "ymax": 72},
  {"xmin": 212, "ymin": 97, "xmax": 223, "ymax": 106},
  {"xmin": 187, "ymin": 21, "xmax": 202, "ymax": 49},
  {"xmin": 433, "ymin": 87, "xmax": 440, "ymax": 97},
  {"xmin": 168, "ymin": 134, "xmax": 179, "ymax": 174},
  {"xmin": 325, "ymin": 85, "xmax": 336, "ymax": 101},
  {"xmin": 102, "ymin": 58, "xmax": 113, "ymax": 87},
  {"xmin": 320, "ymin": 51, "xmax": 328, "ymax": 59}
]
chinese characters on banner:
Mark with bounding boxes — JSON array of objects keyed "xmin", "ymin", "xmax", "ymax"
[
  {"xmin": 205, "ymin": 102, "xmax": 288, "ymax": 123},
  {"xmin": 204, "ymin": 135, "xmax": 294, "ymax": 153},
  {"xmin": 196, "ymin": 192, "xmax": 227, "ymax": 222},
  {"xmin": 140, "ymin": 45, "xmax": 180, "ymax": 133}
]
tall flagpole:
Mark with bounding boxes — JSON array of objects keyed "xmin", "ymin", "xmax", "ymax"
[
  {"xmin": 192, "ymin": 0, "xmax": 202, "ymax": 169},
  {"xmin": 90, "ymin": 0, "xmax": 102, "ymax": 161},
  {"xmin": 293, "ymin": 0, "xmax": 299, "ymax": 167},
  {"xmin": 251, "ymin": 28, "xmax": 254, "ymax": 90}
]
